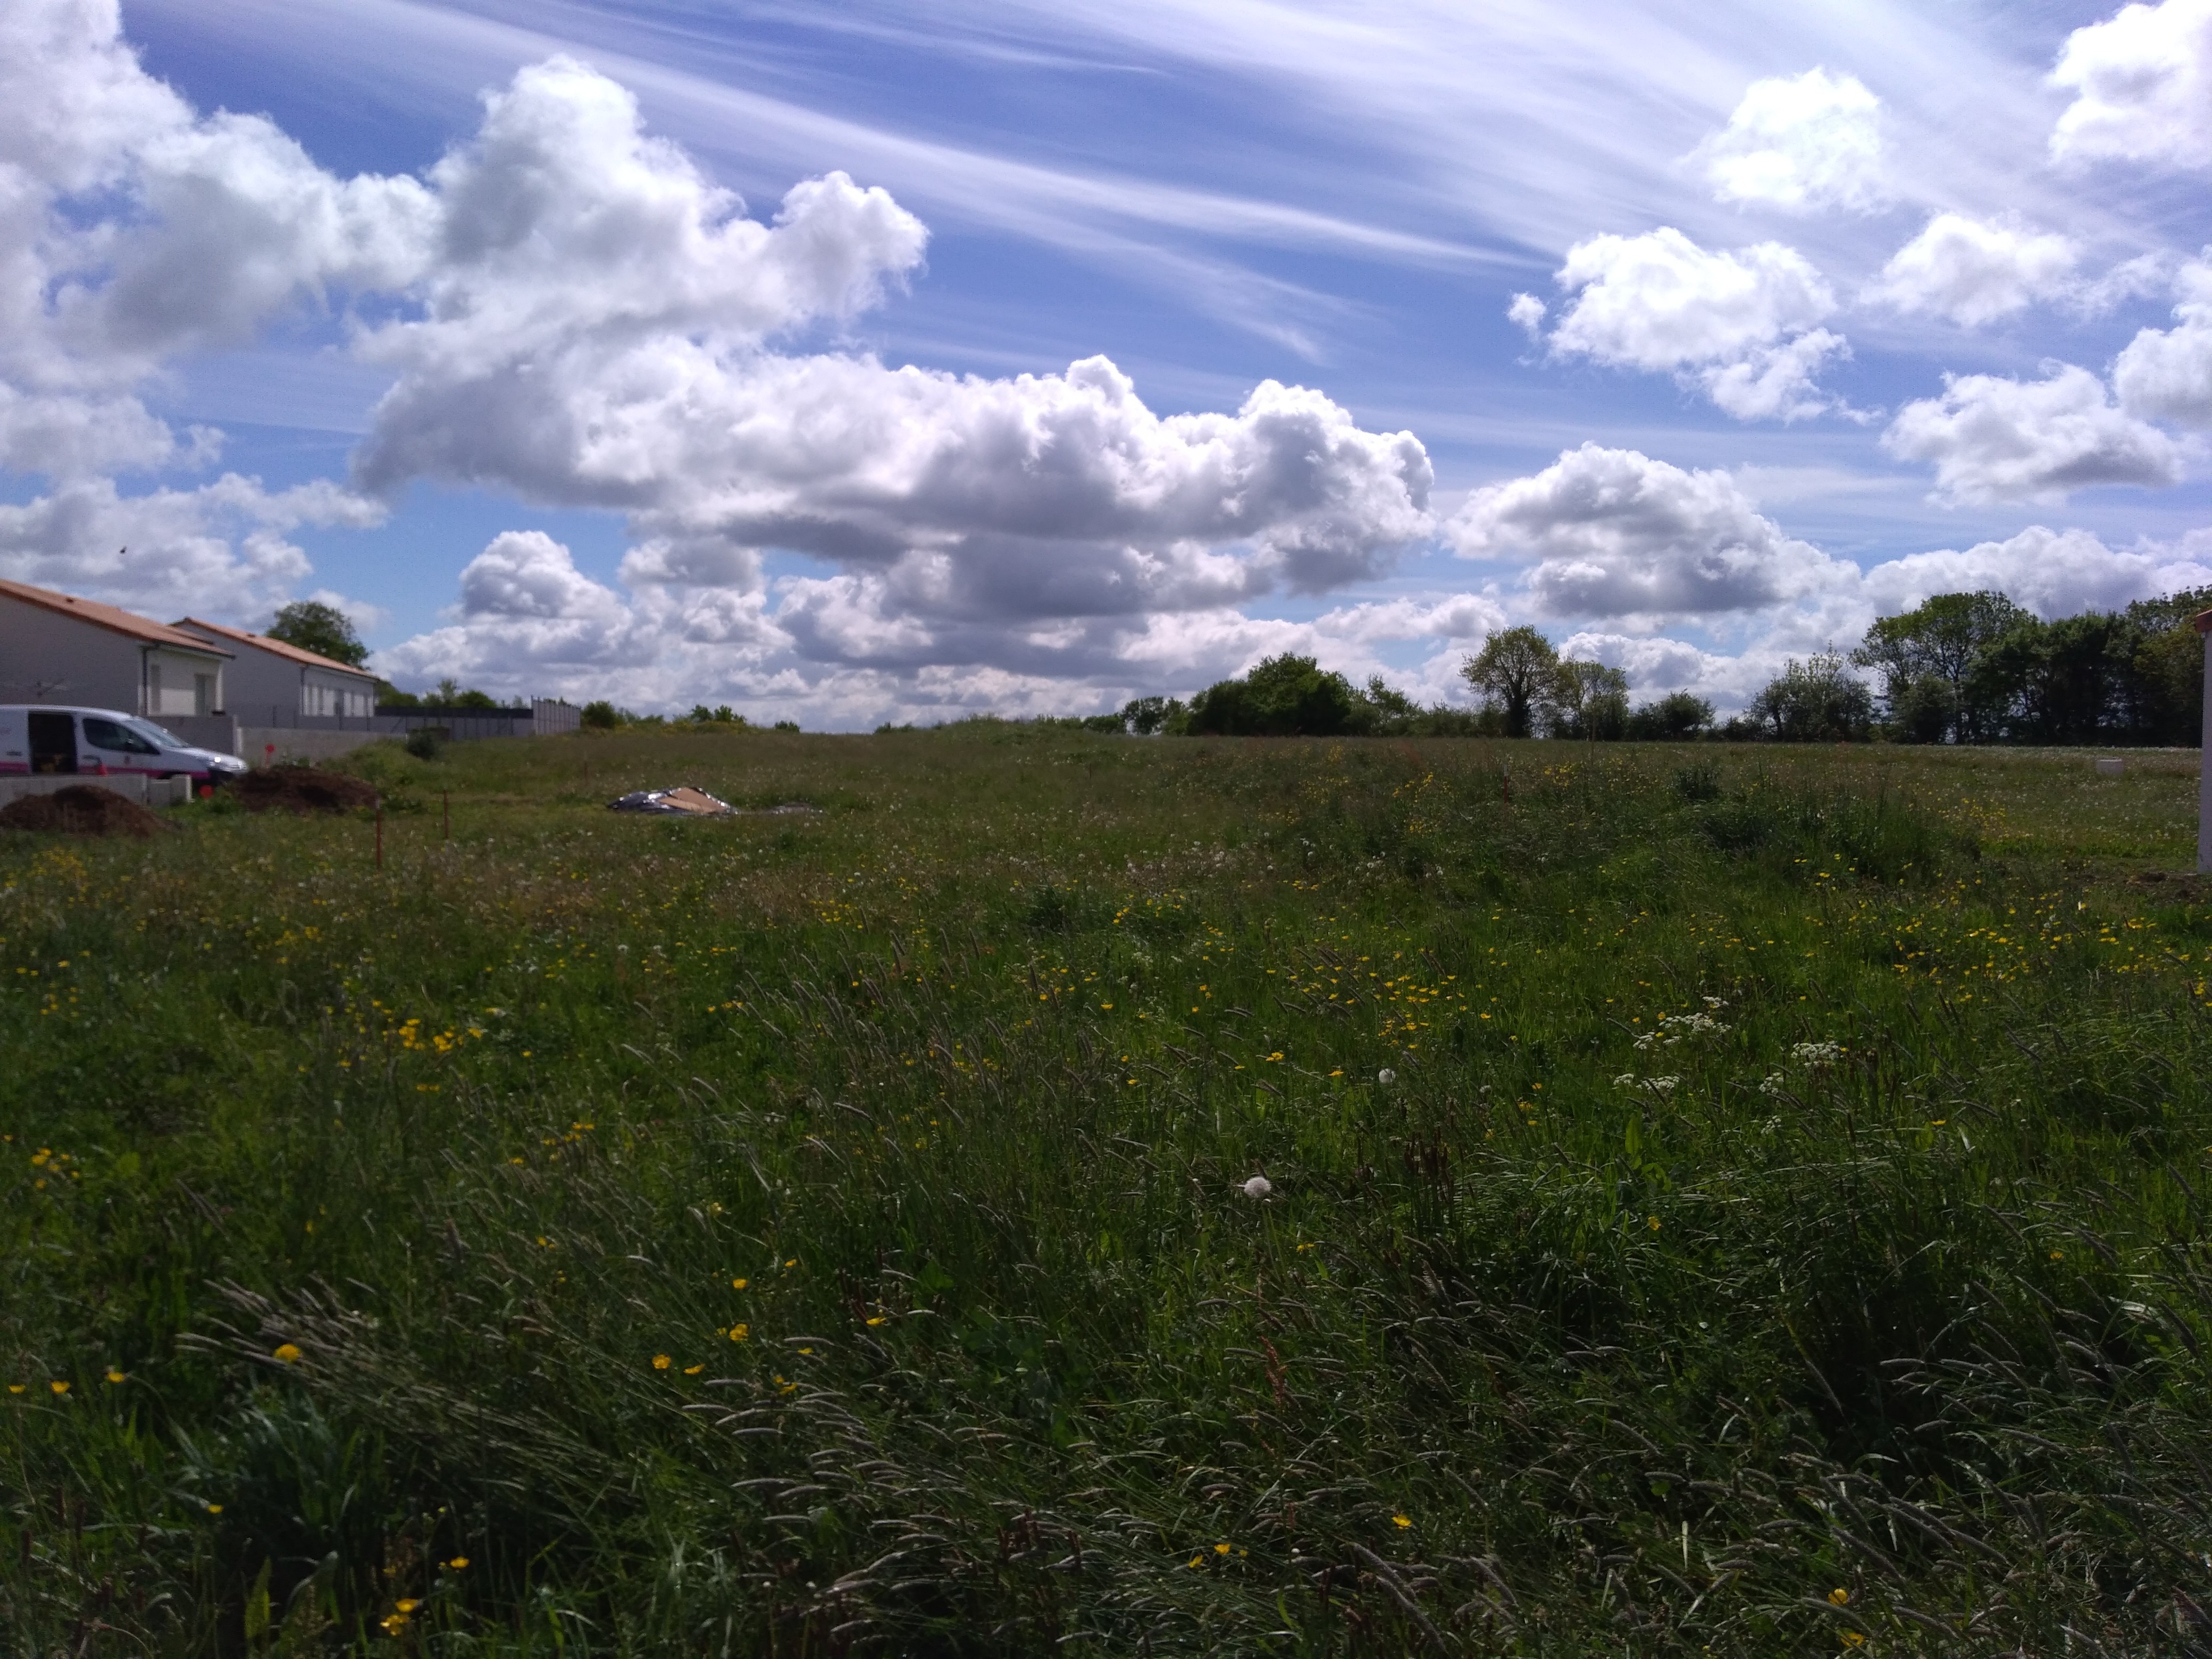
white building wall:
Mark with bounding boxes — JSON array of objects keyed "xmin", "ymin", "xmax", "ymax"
[{"xmin": 145, "ymin": 647, "xmax": 222, "ymax": 716}]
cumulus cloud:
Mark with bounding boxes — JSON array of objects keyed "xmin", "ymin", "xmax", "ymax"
[
  {"xmin": 0, "ymin": 473, "xmax": 382, "ymax": 618},
  {"xmin": 1862, "ymin": 524, "xmax": 2212, "ymax": 618},
  {"xmin": 2114, "ymin": 255, "xmax": 2212, "ymax": 427},
  {"xmin": 3, "ymin": 2, "xmax": 1435, "ymax": 710},
  {"xmin": 0, "ymin": 0, "xmax": 403, "ymax": 611},
  {"xmin": 1692, "ymin": 69, "xmax": 1888, "ymax": 213},
  {"xmin": 2050, "ymin": 0, "xmax": 2212, "ymax": 171},
  {"xmin": 1882, "ymin": 364, "xmax": 2184, "ymax": 504},
  {"xmin": 1445, "ymin": 443, "xmax": 1853, "ymax": 623},
  {"xmin": 1526, "ymin": 228, "xmax": 1846, "ymax": 420},
  {"xmin": 1868, "ymin": 214, "xmax": 2080, "ymax": 327},
  {"xmin": 326, "ymin": 55, "xmax": 1434, "ymax": 682}
]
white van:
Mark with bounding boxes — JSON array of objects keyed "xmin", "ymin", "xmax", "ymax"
[{"xmin": 0, "ymin": 706, "xmax": 247, "ymax": 784}]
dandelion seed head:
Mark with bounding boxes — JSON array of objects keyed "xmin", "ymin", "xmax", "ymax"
[{"xmin": 1242, "ymin": 1175, "xmax": 1273, "ymax": 1200}]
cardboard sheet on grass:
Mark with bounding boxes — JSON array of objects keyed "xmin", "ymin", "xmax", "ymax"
[
  {"xmin": 0, "ymin": 784, "xmax": 164, "ymax": 838},
  {"xmin": 607, "ymin": 788, "xmax": 819, "ymax": 817}
]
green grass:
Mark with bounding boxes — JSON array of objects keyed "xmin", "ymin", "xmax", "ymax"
[{"xmin": 4, "ymin": 729, "xmax": 2210, "ymax": 1655}]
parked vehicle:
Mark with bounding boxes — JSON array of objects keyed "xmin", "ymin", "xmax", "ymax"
[{"xmin": 0, "ymin": 705, "xmax": 247, "ymax": 783}]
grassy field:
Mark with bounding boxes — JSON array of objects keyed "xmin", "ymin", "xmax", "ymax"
[{"xmin": 4, "ymin": 728, "xmax": 2211, "ymax": 1656}]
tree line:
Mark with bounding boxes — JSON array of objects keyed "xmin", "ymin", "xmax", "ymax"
[{"xmin": 1112, "ymin": 588, "xmax": 2210, "ymax": 744}]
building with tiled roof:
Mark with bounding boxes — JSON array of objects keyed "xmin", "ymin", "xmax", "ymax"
[
  {"xmin": 172, "ymin": 616, "xmax": 378, "ymax": 724},
  {"xmin": 0, "ymin": 578, "xmax": 232, "ymax": 718}
]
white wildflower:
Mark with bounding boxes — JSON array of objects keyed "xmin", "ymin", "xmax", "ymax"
[
  {"xmin": 1242, "ymin": 1175, "xmax": 1273, "ymax": 1200},
  {"xmin": 1376, "ymin": 1068, "xmax": 1396, "ymax": 1086},
  {"xmin": 1758, "ymin": 1072, "xmax": 1787, "ymax": 1096},
  {"xmin": 1790, "ymin": 1041, "xmax": 1843, "ymax": 1065}
]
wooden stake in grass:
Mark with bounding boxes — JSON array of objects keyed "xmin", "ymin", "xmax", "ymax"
[{"xmin": 2198, "ymin": 608, "xmax": 2212, "ymax": 873}]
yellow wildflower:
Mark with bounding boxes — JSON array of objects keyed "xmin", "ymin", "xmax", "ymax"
[
  {"xmin": 1392, "ymin": 1514, "xmax": 1412, "ymax": 1529},
  {"xmin": 448, "ymin": 1557, "xmax": 470, "ymax": 1570},
  {"xmin": 1828, "ymin": 1588, "xmax": 1850, "ymax": 1606},
  {"xmin": 651, "ymin": 1353, "xmax": 672, "ymax": 1370},
  {"xmin": 273, "ymin": 1343, "xmax": 303, "ymax": 1364},
  {"xmin": 48, "ymin": 1380, "xmax": 69, "ymax": 1395},
  {"xmin": 730, "ymin": 1324, "xmax": 749, "ymax": 1342},
  {"xmin": 105, "ymin": 1369, "xmax": 124, "ymax": 1384}
]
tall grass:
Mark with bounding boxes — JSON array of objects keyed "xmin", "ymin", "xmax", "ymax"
[{"xmin": 3, "ymin": 730, "xmax": 2209, "ymax": 1654}]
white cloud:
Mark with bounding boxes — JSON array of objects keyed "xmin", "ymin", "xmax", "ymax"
[
  {"xmin": 1700, "ymin": 330, "xmax": 1851, "ymax": 422},
  {"xmin": 1862, "ymin": 524, "xmax": 2212, "ymax": 618},
  {"xmin": 1445, "ymin": 443, "xmax": 1854, "ymax": 623},
  {"xmin": 2050, "ymin": 0, "xmax": 2212, "ymax": 170},
  {"xmin": 334, "ymin": 56, "xmax": 1435, "ymax": 653},
  {"xmin": 0, "ymin": 473, "xmax": 382, "ymax": 618},
  {"xmin": 1506, "ymin": 292, "xmax": 1547, "ymax": 339},
  {"xmin": 1549, "ymin": 229, "xmax": 1834, "ymax": 370},
  {"xmin": 1882, "ymin": 364, "xmax": 2184, "ymax": 504},
  {"xmin": 2114, "ymin": 255, "xmax": 2212, "ymax": 427},
  {"xmin": 1533, "ymin": 228, "xmax": 1846, "ymax": 421},
  {"xmin": 1, "ymin": 3, "xmax": 1435, "ymax": 709},
  {"xmin": 1692, "ymin": 69, "xmax": 1888, "ymax": 213},
  {"xmin": 1868, "ymin": 213, "xmax": 2079, "ymax": 326}
]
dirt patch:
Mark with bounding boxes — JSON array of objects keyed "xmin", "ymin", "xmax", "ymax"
[
  {"xmin": 0, "ymin": 784, "xmax": 164, "ymax": 839},
  {"xmin": 238, "ymin": 766, "xmax": 379, "ymax": 815}
]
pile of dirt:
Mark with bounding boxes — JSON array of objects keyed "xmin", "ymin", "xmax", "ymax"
[
  {"xmin": 0, "ymin": 784, "xmax": 164, "ymax": 839},
  {"xmin": 237, "ymin": 766, "xmax": 379, "ymax": 815}
]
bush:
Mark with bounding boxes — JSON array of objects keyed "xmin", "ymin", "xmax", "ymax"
[
  {"xmin": 404, "ymin": 727, "xmax": 446, "ymax": 761},
  {"xmin": 580, "ymin": 701, "xmax": 622, "ymax": 730}
]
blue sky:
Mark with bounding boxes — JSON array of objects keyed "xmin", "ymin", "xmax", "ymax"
[{"xmin": 3, "ymin": 0, "xmax": 2209, "ymax": 723}]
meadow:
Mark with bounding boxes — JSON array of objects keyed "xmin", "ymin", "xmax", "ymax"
[{"xmin": 4, "ymin": 727, "xmax": 2210, "ymax": 1656}]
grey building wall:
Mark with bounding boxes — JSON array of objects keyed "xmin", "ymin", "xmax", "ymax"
[
  {"xmin": 170, "ymin": 626, "xmax": 376, "ymax": 724},
  {"xmin": 0, "ymin": 600, "xmax": 157, "ymax": 712}
]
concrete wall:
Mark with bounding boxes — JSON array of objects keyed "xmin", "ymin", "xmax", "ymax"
[
  {"xmin": 0, "ymin": 773, "xmax": 191, "ymax": 807},
  {"xmin": 161, "ymin": 714, "xmax": 240, "ymax": 756}
]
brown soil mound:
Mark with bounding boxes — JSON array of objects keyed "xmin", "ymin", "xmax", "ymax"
[
  {"xmin": 0, "ymin": 784, "xmax": 163, "ymax": 839},
  {"xmin": 237, "ymin": 766, "xmax": 379, "ymax": 815}
]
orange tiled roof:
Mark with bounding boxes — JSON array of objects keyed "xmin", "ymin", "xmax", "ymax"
[
  {"xmin": 0, "ymin": 579, "xmax": 232, "ymax": 656},
  {"xmin": 173, "ymin": 616, "xmax": 374, "ymax": 678}
]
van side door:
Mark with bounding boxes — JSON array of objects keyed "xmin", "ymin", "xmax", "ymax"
[{"xmin": 27, "ymin": 711, "xmax": 76, "ymax": 775}]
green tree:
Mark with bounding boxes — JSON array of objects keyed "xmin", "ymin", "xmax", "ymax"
[
  {"xmin": 580, "ymin": 700, "xmax": 623, "ymax": 730},
  {"xmin": 1851, "ymin": 591, "xmax": 2026, "ymax": 742},
  {"xmin": 265, "ymin": 600, "xmax": 369, "ymax": 668},
  {"xmin": 1548, "ymin": 659, "xmax": 1629, "ymax": 740},
  {"xmin": 1461, "ymin": 626, "xmax": 1557, "ymax": 739},
  {"xmin": 1623, "ymin": 691, "xmax": 1713, "ymax": 741},
  {"xmin": 1749, "ymin": 652, "xmax": 1875, "ymax": 742},
  {"xmin": 1186, "ymin": 654, "xmax": 1361, "ymax": 736}
]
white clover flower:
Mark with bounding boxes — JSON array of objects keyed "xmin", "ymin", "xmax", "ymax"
[{"xmin": 1242, "ymin": 1175, "xmax": 1273, "ymax": 1200}]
